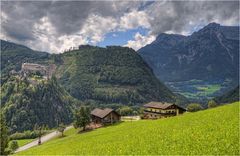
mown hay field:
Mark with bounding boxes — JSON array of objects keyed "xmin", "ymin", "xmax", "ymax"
[{"xmin": 17, "ymin": 102, "xmax": 239, "ymax": 155}]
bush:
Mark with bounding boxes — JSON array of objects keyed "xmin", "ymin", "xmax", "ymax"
[
  {"xmin": 187, "ymin": 103, "xmax": 203, "ymax": 112},
  {"xmin": 117, "ymin": 106, "xmax": 134, "ymax": 116},
  {"xmin": 208, "ymin": 100, "xmax": 217, "ymax": 108},
  {"xmin": 9, "ymin": 140, "xmax": 19, "ymax": 152},
  {"xmin": 10, "ymin": 130, "xmax": 49, "ymax": 140}
]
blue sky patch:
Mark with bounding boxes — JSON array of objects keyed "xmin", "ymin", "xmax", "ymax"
[{"xmin": 97, "ymin": 27, "xmax": 150, "ymax": 47}]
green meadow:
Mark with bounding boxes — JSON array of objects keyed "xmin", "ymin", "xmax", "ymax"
[
  {"xmin": 17, "ymin": 102, "xmax": 239, "ymax": 155},
  {"xmin": 10, "ymin": 139, "xmax": 34, "ymax": 147}
]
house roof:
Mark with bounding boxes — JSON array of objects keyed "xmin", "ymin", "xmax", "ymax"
[
  {"xmin": 91, "ymin": 108, "xmax": 117, "ymax": 119},
  {"xmin": 143, "ymin": 101, "xmax": 186, "ymax": 110}
]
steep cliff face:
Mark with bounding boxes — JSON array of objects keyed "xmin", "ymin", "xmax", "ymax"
[{"xmin": 138, "ymin": 23, "xmax": 239, "ymax": 82}]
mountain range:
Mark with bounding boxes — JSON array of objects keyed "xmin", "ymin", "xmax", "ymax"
[
  {"xmin": 1, "ymin": 22, "xmax": 239, "ymax": 132},
  {"xmin": 1, "ymin": 40, "xmax": 190, "ymax": 132},
  {"xmin": 138, "ymin": 23, "xmax": 239, "ymax": 101}
]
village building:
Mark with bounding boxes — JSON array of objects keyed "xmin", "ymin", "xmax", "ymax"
[
  {"xmin": 143, "ymin": 101, "xmax": 186, "ymax": 119},
  {"xmin": 21, "ymin": 63, "xmax": 56, "ymax": 79},
  {"xmin": 91, "ymin": 108, "xmax": 121, "ymax": 124}
]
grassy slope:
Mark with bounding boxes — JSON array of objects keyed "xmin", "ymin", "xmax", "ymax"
[
  {"xmin": 17, "ymin": 102, "xmax": 239, "ymax": 155},
  {"xmin": 9, "ymin": 139, "xmax": 34, "ymax": 147}
]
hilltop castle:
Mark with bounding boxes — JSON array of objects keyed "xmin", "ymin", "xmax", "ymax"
[{"xmin": 21, "ymin": 63, "xmax": 56, "ymax": 79}]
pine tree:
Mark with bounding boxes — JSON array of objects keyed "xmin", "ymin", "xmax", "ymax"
[{"xmin": 0, "ymin": 113, "xmax": 9, "ymax": 155}]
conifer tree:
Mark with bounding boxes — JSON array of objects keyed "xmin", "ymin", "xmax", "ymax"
[{"xmin": 0, "ymin": 113, "xmax": 9, "ymax": 155}]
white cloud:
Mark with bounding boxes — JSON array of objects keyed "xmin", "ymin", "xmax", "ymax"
[
  {"xmin": 124, "ymin": 32, "xmax": 155, "ymax": 50},
  {"xmin": 80, "ymin": 14, "xmax": 118, "ymax": 44},
  {"xmin": 32, "ymin": 16, "xmax": 88, "ymax": 53},
  {"xmin": 119, "ymin": 10, "xmax": 151, "ymax": 30}
]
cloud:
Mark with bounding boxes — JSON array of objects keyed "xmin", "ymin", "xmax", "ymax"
[
  {"xmin": 80, "ymin": 14, "xmax": 118, "ymax": 44},
  {"xmin": 124, "ymin": 32, "xmax": 155, "ymax": 50},
  {"xmin": 146, "ymin": 1, "xmax": 239, "ymax": 35},
  {"xmin": 119, "ymin": 10, "xmax": 151, "ymax": 30},
  {"xmin": 1, "ymin": 1, "xmax": 239, "ymax": 53},
  {"xmin": 32, "ymin": 16, "xmax": 88, "ymax": 53}
]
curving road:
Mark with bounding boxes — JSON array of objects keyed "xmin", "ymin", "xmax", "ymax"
[{"xmin": 15, "ymin": 126, "xmax": 73, "ymax": 153}]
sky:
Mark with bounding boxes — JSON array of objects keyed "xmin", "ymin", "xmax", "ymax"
[{"xmin": 1, "ymin": 0, "xmax": 239, "ymax": 53}]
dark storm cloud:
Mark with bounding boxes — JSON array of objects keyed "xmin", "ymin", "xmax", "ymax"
[
  {"xmin": 1, "ymin": 1, "xmax": 239, "ymax": 52},
  {"xmin": 147, "ymin": 1, "xmax": 239, "ymax": 35},
  {"xmin": 1, "ymin": 1, "xmax": 52, "ymax": 41},
  {"xmin": 1, "ymin": 1, "xmax": 143, "ymax": 42}
]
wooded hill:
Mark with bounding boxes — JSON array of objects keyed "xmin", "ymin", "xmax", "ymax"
[
  {"xmin": 214, "ymin": 86, "xmax": 239, "ymax": 104},
  {"xmin": 1, "ymin": 40, "xmax": 188, "ymax": 108},
  {"xmin": 55, "ymin": 46, "xmax": 187, "ymax": 107},
  {"xmin": 1, "ymin": 76, "xmax": 76, "ymax": 133}
]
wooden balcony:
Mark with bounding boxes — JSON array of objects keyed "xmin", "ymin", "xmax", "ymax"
[{"xmin": 144, "ymin": 110, "xmax": 176, "ymax": 115}]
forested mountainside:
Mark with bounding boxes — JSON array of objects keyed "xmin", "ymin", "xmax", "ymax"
[
  {"xmin": 214, "ymin": 86, "xmax": 239, "ymax": 104},
  {"xmin": 1, "ymin": 40, "xmax": 187, "ymax": 108},
  {"xmin": 55, "ymin": 46, "xmax": 185, "ymax": 107},
  {"xmin": 0, "ymin": 76, "xmax": 76, "ymax": 133},
  {"xmin": 138, "ymin": 23, "xmax": 239, "ymax": 101}
]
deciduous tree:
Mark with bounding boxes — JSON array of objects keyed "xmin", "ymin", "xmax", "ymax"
[
  {"xmin": 187, "ymin": 103, "xmax": 203, "ymax": 112},
  {"xmin": 73, "ymin": 107, "xmax": 90, "ymax": 131},
  {"xmin": 57, "ymin": 123, "xmax": 66, "ymax": 137}
]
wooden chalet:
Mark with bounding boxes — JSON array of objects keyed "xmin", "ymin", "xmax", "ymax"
[
  {"xmin": 143, "ymin": 102, "xmax": 186, "ymax": 119},
  {"xmin": 91, "ymin": 108, "xmax": 121, "ymax": 124}
]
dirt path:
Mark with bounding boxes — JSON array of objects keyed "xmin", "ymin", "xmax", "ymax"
[{"xmin": 15, "ymin": 126, "xmax": 73, "ymax": 153}]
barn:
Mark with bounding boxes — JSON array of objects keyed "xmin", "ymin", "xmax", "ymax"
[{"xmin": 91, "ymin": 108, "xmax": 121, "ymax": 124}]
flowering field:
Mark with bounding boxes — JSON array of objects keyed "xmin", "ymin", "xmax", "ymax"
[{"xmin": 17, "ymin": 102, "xmax": 239, "ymax": 155}]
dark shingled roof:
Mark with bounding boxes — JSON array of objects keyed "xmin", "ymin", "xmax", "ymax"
[
  {"xmin": 91, "ymin": 108, "xmax": 114, "ymax": 118},
  {"xmin": 143, "ymin": 101, "xmax": 185, "ymax": 110}
]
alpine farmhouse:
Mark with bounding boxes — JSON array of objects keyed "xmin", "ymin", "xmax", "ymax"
[
  {"xmin": 91, "ymin": 108, "xmax": 121, "ymax": 124},
  {"xmin": 143, "ymin": 102, "xmax": 186, "ymax": 119}
]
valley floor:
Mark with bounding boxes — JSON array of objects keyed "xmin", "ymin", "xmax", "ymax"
[{"xmin": 16, "ymin": 102, "xmax": 239, "ymax": 155}]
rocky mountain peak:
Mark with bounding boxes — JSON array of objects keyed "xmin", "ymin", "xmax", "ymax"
[{"xmin": 152, "ymin": 33, "xmax": 186, "ymax": 46}]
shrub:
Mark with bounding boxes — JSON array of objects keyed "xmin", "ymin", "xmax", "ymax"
[
  {"xmin": 187, "ymin": 103, "xmax": 203, "ymax": 112},
  {"xmin": 117, "ymin": 106, "xmax": 134, "ymax": 116},
  {"xmin": 208, "ymin": 100, "xmax": 217, "ymax": 108},
  {"xmin": 9, "ymin": 140, "xmax": 19, "ymax": 152},
  {"xmin": 10, "ymin": 130, "xmax": 49, "ymax": 140}
]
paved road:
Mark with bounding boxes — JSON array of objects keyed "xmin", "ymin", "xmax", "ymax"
[{"xmin": 15, "ymin": 126, "xmax": 73, "ymax": 153}]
